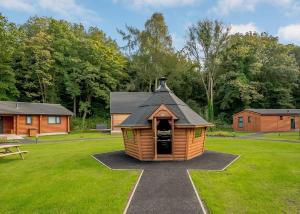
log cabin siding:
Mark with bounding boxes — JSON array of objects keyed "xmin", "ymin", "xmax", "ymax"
[
  {"xmin": 123, "ymin": 129, "xmax": 140, "ymax": 159},
  {"xmin": 140, "ymin": 129, "xmax": 154, "ymax": 160},
  {"xmin": 111, "ymin": 113, "xmax": 131, "ymax": 132},
  {"xmin": 173, "ymin": 128, "xmax": 187, "ymax": 160},
  {"xmin": 187, "ymin": 128, "xmax": 206, "ymax": 160},
  {"xmin": 1, "ymin": 115, "xmax": 70, "ymax": 135},
  {"xmin": 233, "ymin": 110, "xmax": 300, "ymax": 132}
]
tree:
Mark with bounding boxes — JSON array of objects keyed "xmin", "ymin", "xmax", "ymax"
[
  {"xmin": 215, "ymin": 33, "xmax": 299, "ymax": 121},
  {"xmin": 0, "ymin": 14, "xmax": 20, "ymax": 100},
  {"xmin": 119, "ymin": 12, "xmax": 173, "ymax": 91},
  {"xmin": 186, "ymin": 19, "xmax": 230, "ymax": 121}
]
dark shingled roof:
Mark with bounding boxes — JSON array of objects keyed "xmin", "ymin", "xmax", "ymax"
[
  {"xmin": 110, "ymin": 92, "xmax": 152, "ymax": 114},
  {"xmin": 246, "ymin": 108, "xmax": 300, "ymax": 115},
  {"xmin": 0, "ymin": 101, "xmax": 73, "ymax": 116},
  {"xmin": 119, "ymin": 78, "xmax": 211, "ymax": 127}
]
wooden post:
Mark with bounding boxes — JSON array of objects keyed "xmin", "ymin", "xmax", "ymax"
[
  {"xmin": 15, "ymin": 115, "xmax": 19, "ymax": 135},
  {"xmin": 154, "ymin": 118, "xmax": 157, "ymax": 160},
  {"xmin": 171, "ymin": 118, "xmax": 174, "ymax": 160}
]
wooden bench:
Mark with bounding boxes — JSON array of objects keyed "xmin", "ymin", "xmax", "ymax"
[{"xmin": 0, "ymin": 144, "xmax": 28, "ymax": 160}]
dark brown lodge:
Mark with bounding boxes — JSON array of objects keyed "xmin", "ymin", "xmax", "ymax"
[{"xmin": 118, "ymin": 77, "xmax": 212, "ymax": 161}]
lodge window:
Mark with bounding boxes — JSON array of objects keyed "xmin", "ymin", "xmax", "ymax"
[
  {"xmin": 48, "ymin": 116, "xmax": 61, "ymax": 124},
  {"xmin": 194, "ymin": 128, "xmax": 202, "ymax": 139},
  {"xmin": 248, "ymin": 116, "xmax": 251, "ymax": 123},
  {"xmin": 125, "ymin": 129, "xmax": 135, "ymax": 142},
  {"xmin": 280, "ymin": 116, "xmax": 283, "ymax": 120},
  {"xmin": 238, "ymin": 117, "xmax": 243, "ymax": 128},
  {"xmin": 26, "ymin": 116, "xmax": 32, "ymax": 125}
]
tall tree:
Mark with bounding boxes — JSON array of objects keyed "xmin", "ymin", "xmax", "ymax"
[
  {"xmin": 186, "ymin": 19, "xmax": 230, "ymax": 121},
  {"xmin": 119, "ymin": 12, "xmax": 173, "ymax": 91},
  {"xmin": 0, "ymin": 14, "xmax": 20, "ymax": 100}
]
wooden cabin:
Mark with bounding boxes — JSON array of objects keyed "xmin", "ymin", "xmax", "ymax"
[
  {"xmin": 118, "ymin": 77, "xmax": 212, "ymax": 161},
  {"xmin": 0, "ymin": 101, "xmax": 73, "ymax": 136},
  {"xmin": 233, "ymin": 109, "xmax": 300, "ymax": 132},
  {"xmin": 110, "ymin": 92, "xmax": 151, "ymax": 133}
]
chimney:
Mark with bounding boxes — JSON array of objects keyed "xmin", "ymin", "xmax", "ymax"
[{"xmin": 156, "ymin": 77, "xmax": 170, "ymax": 92}]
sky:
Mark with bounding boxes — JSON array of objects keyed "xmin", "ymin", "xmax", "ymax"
[{"xmin": 0, "ymin": 0, "xmax": 300, "ymax": 49}]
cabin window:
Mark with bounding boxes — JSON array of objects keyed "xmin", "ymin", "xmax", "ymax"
[
  {"xmin": 126, "ymin": 130, "xmax": 134, "ymax": 142},
  {"xmin": 26, "ymin": 116, "xmax": 32, "ymax": 125},
  {"xmin": 48, "ymin": 116, "xmax": 61, "ymax": 124},
  {"xmin": 248, "ymin": 116, "xmax": 251, "ymax": 123},
  {"xmin": 238, "ymin": 117, "xmax": 243, "ymax": 128},
  {"xmin": 194, "ymin": 128, "xmax": 202, "ymax": 139},
  {"xmin": 280, "ymin": 116, "xmax": 283, "ymax": 120}
]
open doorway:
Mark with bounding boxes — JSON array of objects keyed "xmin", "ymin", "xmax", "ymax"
[{"xmin": 156, "ymin": 119, "xmax": 172, "ymax": 154}]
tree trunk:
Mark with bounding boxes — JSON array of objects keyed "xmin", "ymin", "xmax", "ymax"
[
  {"xmin": 155, "ymin": 78, "xmax": 158, "ymax": 90},
  {"xmin": 149, "ymin": 79, "xmax": 152, "ymax": 92},
  {"xmin": 73, "ymin": 96, "xmax": 76, "ymax": 117}
]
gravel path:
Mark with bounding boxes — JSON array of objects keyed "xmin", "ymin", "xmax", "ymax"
[{"xmin": 93, "ymin": 150, "xmax": 239, "ymax": 214}]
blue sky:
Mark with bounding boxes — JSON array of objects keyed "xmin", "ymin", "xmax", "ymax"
[{"xmin": 1, "ymin": 0, "xmax": 300, "ymax": 49}]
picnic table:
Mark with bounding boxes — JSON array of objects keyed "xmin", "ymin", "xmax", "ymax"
[{"xmin": 0, "ymin": 144, "xmax": 28, "ymax": 160}]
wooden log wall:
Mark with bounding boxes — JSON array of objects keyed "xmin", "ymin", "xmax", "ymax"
[{"xmin": 186, "ymin": 128, "xmax": 206, "ymax": 160}]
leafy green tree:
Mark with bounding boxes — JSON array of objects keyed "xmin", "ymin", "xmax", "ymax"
[
  {"xmin": 119, "ymin": 13, "xmax": 173, "ymax": 91},
  {"xmin": 186, "ymin": 19, "xmax": 230, "ymax": 121},
  {"xmin": 0, "ymin": 14, "xmax": 20, "ymax": 100}
]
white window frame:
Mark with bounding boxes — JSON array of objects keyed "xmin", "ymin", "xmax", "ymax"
[
  {"xmin": 26, "ymin": 116, "xmax": 32, "ymax": 125},
  {"xmin": 48, "ymin": 116, "xmax": 61, "ymax": 124}
]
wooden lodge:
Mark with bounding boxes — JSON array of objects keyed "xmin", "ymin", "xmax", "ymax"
[
  {"xmin": 0, "ymin": 101, "xmax": 73, "ymax": 136},
  {"xmin": 233, "ymin": 109, "xmax": 300, "ymax": 132},
  {"xmin": 117, "ymin": 77, "xmax": 212, "ymax": 161}
]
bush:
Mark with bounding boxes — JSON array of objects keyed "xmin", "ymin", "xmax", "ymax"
[{"xmin": 71, "ymin": 117, "xmax": 110, "ymax": 131}]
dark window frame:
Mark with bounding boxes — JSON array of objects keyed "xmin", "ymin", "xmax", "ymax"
[
  {"xmin": 238, "ymin": 117, "xmax": 243, "ymax": 128},
  {"xmin": 194, "ymin": 128, "xmax": 202, "ymax": 139},
  {"xmin": 280, "ymin": 116, "xmax": 283, "ymax": 120},
  {"xmin": 248, "ymin": 116, "xmax": 251, "ymax": 123},
  {"xmin": 48, "ymin": 116, "xmax": 61, "ymax": 124},
  {"xmin": 26, "ymin": 115, "xmax": 32, "ymax": 125},
  {"xmin": 125, "ymin": 129, "xmax": 135, "ymax": 143}
]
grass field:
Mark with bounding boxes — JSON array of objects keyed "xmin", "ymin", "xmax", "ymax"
[
  {"xmin": 0, "ymin": 135, "xmax": 137, "ymax": 214},
  {"xmin": 206, "ymin": 130, "xmax": 253, "ymax": 137},
  {"xmin": 261, "ymin": 132, "xmax": 300, "ymax": 141},
  {"xmin": 1, "ymin": 132, "xmax": 300, "ymax": 213},
  {"xmin": 27, "ymin": 130, "xmax": 122, "ymax": 141}
]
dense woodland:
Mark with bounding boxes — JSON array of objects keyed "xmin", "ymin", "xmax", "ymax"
[{"xmin": 1, "ymin": 12, "xmax": 300, "ymax": 127}]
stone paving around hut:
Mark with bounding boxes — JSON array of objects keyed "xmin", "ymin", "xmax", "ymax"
[{"xmin": 93, "ymin": 150, "xmax": 239, "ymax": 214}]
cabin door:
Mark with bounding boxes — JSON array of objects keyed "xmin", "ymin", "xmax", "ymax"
[
  {"xmin": 156, "ymin": 119, "xmax": 172, "ymax": 154},
  {"xmin": 0, "ymin": 117, "xmax": 3, "ymax": 134},
  {"xmin": 291, "ymin": 117, "xmax": 296, "ymax": 129}
]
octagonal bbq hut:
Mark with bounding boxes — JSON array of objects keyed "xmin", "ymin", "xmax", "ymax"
[{"xmin": 118, "ymin": 77, "xmax": 213, "ymax": 161}]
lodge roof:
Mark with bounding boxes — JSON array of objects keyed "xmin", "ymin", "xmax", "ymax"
[
  {"xmin": 119, "ymin": 77, "xmax": 211, "ymax": 127},
  {"xmin": 110, "ymin": 92, "xmax": 152, "ymax": 114},
  {"xmin": 0, "ymin": 101, "xmax": 73, "ymax": 116},
  {"xmin": 246, "ymin": 108, "xmax": 300, "ymax": 115}
]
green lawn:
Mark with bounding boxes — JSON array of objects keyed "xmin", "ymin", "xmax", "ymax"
[
  {"xmin": 192, "ymin": 137, "xmax": 300, "ymax": 213},
  {"xmin": 261, "ymin": 132, "xmax": 300, "ymax": 141},
  {"xmin": 0, "ymin": 137, "xmax": 137, "ymax": 214},
  {"xmin": 1, "ymin": 133, "xmax": 300, "ymax": 213},
  {"xmin": 27, "ymin": 130, "xmax": 122, "ymax": 141},
  {"xmin": 207, "ymin": 130, "xmax": 253, "ymax": 137}
]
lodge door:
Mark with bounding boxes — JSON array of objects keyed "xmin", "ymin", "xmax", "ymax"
[
  {"xmin": 291, "ymin": 117, "xmax": 296, "ymax": 129},
  {"xmin": 156, "ymin": 119, "xmax": 172, "ymax": 154},
  {"xmin": 0, "ymin": 117, "xmax": 3, "ymax": 134}
]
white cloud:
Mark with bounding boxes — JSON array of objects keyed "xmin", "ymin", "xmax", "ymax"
[
  {"xmin": 211, "ymin": 0, "xmax": 300, "ymax": 16},
  {"xmin": 171, "ymin": 33, "xmax": 185, "ymax": 50},
  {"xmin": 211, "ymin": 0, "xmax": 258, "ymax": 15},
  {"xmin": 230, "ymin": 23, "xmax": 260, "ymax": 34},
  {"xmin": 0, "ymin": 0, "xmax": 34, "ymax": 12},
  {"xmin": 278, "ymin": 23, "xmax": 300, "ymax": 43},
  {"xmin": 114, "ymin": 0, "xmax": 200, "ymax": 8},
  {"xmin": 0, "ymin": 0, "xmax": 101, "ymax": 25}
]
